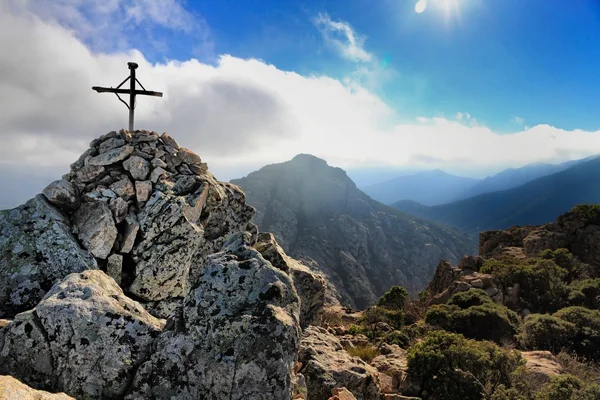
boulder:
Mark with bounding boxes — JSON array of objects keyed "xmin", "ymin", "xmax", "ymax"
[
  {"xmin": 0, "ymin": 270, "xmax": 164, "ymax": 399},
  {"xmin": 0, "ymin": 376, "xmax": 74, "ymax": 400},
  {"xmin": 255, "ymin": 232, "xmax": 327, "ymax": 328},
  {"xmin": 42, "ymin": 180, "xmax": 79, "ymax": 212},
  {"xmin": 71, "ymin": 201, "xmax": 117, "ymax": 259},
  {"xmin": 87, "ymin": 145, "xmax": 134, "ymax": 166},
  {"xmin": 520, "ymin": 351, "xmax": 564, "ymax": 384},
  {"xmin": 110, "ymin": 177, "xmax": 136, "ymax": 201},
  {"xmin": 370, "ymin": 344, "xmax": 408, "ymax": 395},
  {"xmin": 127, "ymin": 232, "xmax": 301, "ymax": 400},
  {"xmin": 298, "ymin": 326, "xmax": 382, "ymax": 400},
  {"xmin": 128, "ymin": 191, "xmax": 204, "ymax": 301},
  {"xmin": 160, "ymin": 132, "xmax": 180, "ymax": 149},
  {"xmin": 330, "ymin": 387, "xmax": 358, "ymax": 400},
  {"xmin": 123, "ymin": 155, "xmax": 151, "ymax": 181},
  {"xmin": 134, "ymin": 180, "xmax": 152, "ymax": 203},
  {"xmin": 0, "ymin": 195, "xmax": 97, "ymax": 318},
  {"xmin": 177, "ymin": 148, "xmax": 201, "ymax": 165}
]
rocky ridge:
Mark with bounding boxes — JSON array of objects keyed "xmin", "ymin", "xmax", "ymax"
[{"xmin": 231, "ymin": 154, "xmax": 477, "ymax": 309}]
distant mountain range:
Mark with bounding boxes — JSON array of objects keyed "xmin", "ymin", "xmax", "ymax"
[
  {"xmin": 360, "ymin": 156, "xmax": 595, "ymax": 206},
  {"xmin": 362, "ymin": 169, "xmax": 480, "ymax": 206},
  {"xmin": 231, "ymin": 154, "xmax": 476, "ymax": 309},
  {"xmin": 393, "ymin": 156, "xmax": 600, "ymax": 235}
]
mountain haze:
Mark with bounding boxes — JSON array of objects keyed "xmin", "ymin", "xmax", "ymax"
[
  {"xmin": 454, "ymin": 156, "xmax": 595, "ymax": 200},
  {"xmin": 231, "ymin": 154, "xmax": 477, "ymax": 308},
  {"xmin": 362, "ymin": 169, "xmax": 481, "ymax": 206},
  {"xmin": 393, "ymin": 156, "xmax": 600, "ymax": 235}
]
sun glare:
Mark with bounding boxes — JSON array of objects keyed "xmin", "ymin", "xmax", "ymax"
[
  {"xmin": 415, "ymin": 0, "xmax": 427, "ymax": 13},
  {"xmin": 415, "ymin": 0, "xmax": 461, "ymax": 15}
]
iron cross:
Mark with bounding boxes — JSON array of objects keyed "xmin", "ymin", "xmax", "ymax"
[{"xmin": 92, "ymin": 62, "xmax": 163, "ymax": 132}]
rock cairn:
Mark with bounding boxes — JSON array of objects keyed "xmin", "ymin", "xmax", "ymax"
[{"xmin": 40, "ymin": 129, "xmax": 256, "ymax": 316}]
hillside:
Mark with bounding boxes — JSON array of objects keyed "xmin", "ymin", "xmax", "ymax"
[
  {"xmin": 393, "ymin": 156, "xmax": 600, "ymax": 235},
  {"xmin": 362, "ymin": 169, "xmax": 480, "ymax": 206},
  {"xmin": 231, "ymin": 154, "xmax": 477, "ymax": 308},
  {"xmin": 455, "ymin": 156, "xmax": 594, "ymax": 200}
]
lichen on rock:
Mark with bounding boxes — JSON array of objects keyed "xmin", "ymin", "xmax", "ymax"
[
  {"xmin": 127, "ymin": 232, "xmax": 301, "ymax": 400},
  {"xmin": 0, "ymin": 270, "xmax": 164, "ymax": 399}
]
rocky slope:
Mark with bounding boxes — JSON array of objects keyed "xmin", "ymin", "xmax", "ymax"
[
  {"xmin": 231, "ymin": 154, "xmax": 477, "ymax": 309},
  {"xmin": 0, "ymin": 130, "xmax": 337, "ymax": 400}
]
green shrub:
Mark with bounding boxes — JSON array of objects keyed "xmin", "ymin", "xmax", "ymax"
[
  {"xmin": 425, "ymin": 289, "xmax": 519, "ymax": 343},
  {"xmin": 491, "ymin": 385, "xmax": 527, "ymax": 400},
  {"xmin": 347, "ymin": 324, "xmax": 361, "ymax": 335},
  {"xmin": 569, "ymin": 204, "xmax": 600, "ymax": 226},
  {"xmin": 383, "ymin": 330, "xmax": 411, "ymax": 348},
  {"xmin": 535, "ymin": 374, "xmax": 600, "ymax": 400},
  {"xmin": 345, "ymin": 344, "xmax": 380, "ymax": 363},
  {"xmin": 519, "ymin": 307, "xmax": 600, "ymax": 360},
  {"xmin": 406, "ymin": 331, "xmax": 522, "ymax": 400},
  {"xmin": 481, "ymin": 258, "xmax": 568, "ymax": 313},
  {"xmin": 358, "ymin": 306, "xmax": 404, "ymax": 337},
  {"xmin": 377, "ymin": 286, "xmax": 408, "ymax": 310},
  {"xmin": 567, "ymin": 279, "xmax": 600, "ymax": 309},
  {"xmin": 518, "ymin": 313, "xmax": 577, "ymax": 353},
  {"xmin": 553, "ymin": 307, "xmax": 600, "ymax": 360}
]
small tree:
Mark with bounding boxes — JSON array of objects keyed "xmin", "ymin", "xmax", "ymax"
[{"xmin": 377, "ymin": 286, "xmax": 408, "ymax": 310}]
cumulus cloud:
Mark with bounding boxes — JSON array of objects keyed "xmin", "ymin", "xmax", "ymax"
[
  {"xmin": 1, "ymin": 1, "xmax": 600, "ymax": 209},
  {"xmin": 313, "ymin": 12, "xmax": 373, "ymax": 62}
]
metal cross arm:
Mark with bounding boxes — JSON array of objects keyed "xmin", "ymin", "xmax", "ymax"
[
  {"xmin": 92, "ymin": 87, "xmax": 163, "ymax": 97},
  {"xmin": 92, "ymin": 62, "xmax": 163, "ymax": 132}
]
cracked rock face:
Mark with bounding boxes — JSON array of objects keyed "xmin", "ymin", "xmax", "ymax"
[
  {"xmin": 0, "ymin": 195, "xmax": 97, "ymax": 318},
  {"xmin": 255, "ymin": 232, "xmax": 327, "ymax": 328},
  {"xmin": 0, "ymin": 270, "xmax": 165, "ymax": 399},
  {"xmin": 127, "ymin": 232, "xmax": 301, "ymax": 400}
]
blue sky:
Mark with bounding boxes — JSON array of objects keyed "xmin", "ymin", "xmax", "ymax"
[
  {"xmin": 135, "ymin": 0, "xmax": 600, "ymax": 133},
  {"xmin": 3, "ymin": 0, "xmax": 600, "ymax": 208}
]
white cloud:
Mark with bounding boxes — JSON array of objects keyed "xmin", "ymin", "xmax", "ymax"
[
  {"xmin": 1, "ymin": 1, "xmax": 600, "ymax": 208},
  {"xmin": 512, "ymin": 116, "xmax": 525, "ymax": 125},
  {"xmin": 313, "ymin": 13, "xmax": 373, "ymax": 62}
]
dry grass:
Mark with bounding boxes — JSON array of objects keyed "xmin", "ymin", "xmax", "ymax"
[
  {"xmin": 556, "ymin": 351, "xmax": 600, "ymax": 385},
  {"xmin": 346, "ymin": 344, "xmax": 381, "ymax": 363}
]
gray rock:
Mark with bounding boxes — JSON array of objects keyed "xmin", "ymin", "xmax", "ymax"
[
  {"xmin": 160, "ymin": 132, "xmax": 180, "ymax": 149},
  {"xmin": 109, "ymin": 197, "xmax": 128, "ymax": 224},
  {"xmin": 176, "ymin": 148, "xmax": 201, "ymax": 165},
  {"xmin": 72, "ymin": 201, "xmax": 117, "ymax": 259},
  {"xmin": 132, "ymin": 131, "xmax": 159, "ymax": 143},
  {"xmin": 173, "ymin": 175, "xmax": 197, "ymax": 195},
  {"xmin": 189, "ymin": 162, "xmax": 209, "ymax": 175},
  {"xmin": 0, "ymin": 375, "xmax": 74, "ymax": 399},
  {"xmin": 100, "ymin": 188, "xmax": 116, "ymax": 198},
  {"xmin": 0, "ymin": 270, "xmax": 164, "ymax": 399},
  {"xmin": 151, "ymin": 158, "xmax": 167, "ymax": 169},
  {"xmin": 106, "ymin": 254, "xmax": 123, "ymax": 285},
  {"xmin": 74, "ymin": 165, "xmax": 106, "ymax": 183},
  {"xmin": 123, "ymin": 156, "xmax": 151, "ymax": 181},
  {"xmin": 127, "ymin": 232, "xmax": 301, "ymax": 400},
  {"xmin": 70, "ymin": 148, "xmax": 98, "ymax": 171},
  {"xmin": 129, "ymin": 191, "xmax": 204, "ymax": 300},
  {"xmin": 0, "ymin": 196, "xmax": 97, "ymax": 318},
  {"xmin": 134, "ymin": 180, "xmax": 152, "ymax": 203},
  {"xmin": 149, "ymin": 167, "xmax": 167, "ymax": 184},
  {"xmin": 110, "ymin": 177, "xmax": 135, "ymax": 201},
  {"xmin": 42, "ymin": 180, "xmax": 80, "ymax": 212},
  {"xmin": 87, "ymin": 145, "xmax": 134, "ymax": 166},
  {"xmin": 98, "ymin": 137, "xmax": 126, "ymax": 153},
  {"xmin": 255, "ymin": 232, "xmax": 327, "ymax": 328},
  {"xmin": 298, "ymin": 326, "xmax": 382, "ymax": 400},
  {"xmin": 165, "ymin": 153, "xmax": 182, "ymax": 171},
  {"xmin": 120, "ymin": 213, "xmax": 140, "ymax": 254}
]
